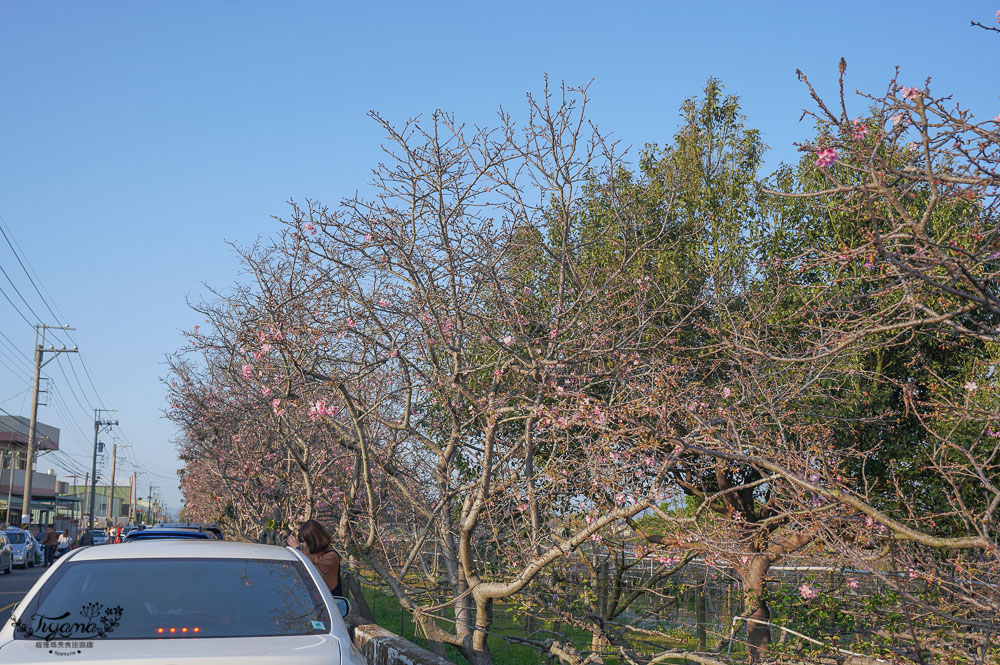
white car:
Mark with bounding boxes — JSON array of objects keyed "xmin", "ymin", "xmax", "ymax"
[{"xmin": 0, "ymin": 540, "xmax": 365, "ymax": 664}]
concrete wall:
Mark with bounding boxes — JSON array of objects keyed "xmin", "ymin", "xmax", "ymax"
[{"xmin": 345, "ymin": 616, "xmax": 453, "ymax": 665}]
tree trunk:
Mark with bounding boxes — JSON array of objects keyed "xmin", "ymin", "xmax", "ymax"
[
  {"xmin": 696, "ymin": 578, "xmax": 707, "ymax": 650},
  {"xmin": 740, "ymin": 557, "xmax": 771, "ymax": 664},
  {"xmin": 341, "ymin": 570, "xmax": 375, "ymax": 622},
  {"xmin": 462, "ymin": 597, "xmax": 494, "ymax": 665}
]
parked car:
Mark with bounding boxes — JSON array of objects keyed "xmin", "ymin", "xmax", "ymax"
[
  {"xmin": 91, "ymin": 531, "xmax": 108, "ymax": 545},
  {"xmin": 122, "ymin": 527, "xmax": 213, "ymax": 542},
  {"xmin": 0, "ymin": 540, "xmax": 363, "ymax": 663},
  {"xmin": 0, "ymin": 532, "xmax": 12, "ymax": 574},
  {"xmin": 2, "ymin": 529, "xmax": 36, "ymax": 568},
  {"xmin": 155, "ymin": 522, "xmax": 224, "ymax": 540}
]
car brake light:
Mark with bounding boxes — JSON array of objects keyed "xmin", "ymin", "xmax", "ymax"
[{"xmin": 156, "ymin": 626, "xmax": 200, "ymax": 636}]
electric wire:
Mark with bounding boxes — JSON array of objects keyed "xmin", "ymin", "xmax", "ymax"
[
  {"xmin": 0, "ymin": 213, "xmax": 171, "ymax": 499},
  {"xmin": 0, "ymin": 219, "xmax": 66, "ymax": 327},
  {"xmin": 0, "ymin": 282, "xmax": 33, "ymax": 328}
]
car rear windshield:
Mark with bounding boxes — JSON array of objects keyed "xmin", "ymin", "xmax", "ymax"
[
  {"xmin": 125, "ymin": 531, "xmax": 210, "ymax": 541},
  {"xmin": 14, "ymin": 558, "xmax": 330, "ymax": 640},
  {"xmin": 5, "ymin": 532, "xmax": 26, "ymax": 543}
]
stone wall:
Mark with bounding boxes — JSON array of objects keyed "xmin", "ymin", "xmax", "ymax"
[{"xmin": 345, "ymin": 615, "xmax": 453, "ymax": 665}]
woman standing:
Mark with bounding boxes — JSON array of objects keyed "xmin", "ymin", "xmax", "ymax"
[
  {"xmin": 56, "ymin": 531, "xmax": 70, "ymax": 559},
  {"xmin": 287, "ymin": 520, "xmax": 343, "ymax": 597}
]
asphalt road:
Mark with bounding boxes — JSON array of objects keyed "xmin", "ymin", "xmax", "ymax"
[{"xmin": 0, "ymin": 564, "xmax": 45, "ymax": 627}]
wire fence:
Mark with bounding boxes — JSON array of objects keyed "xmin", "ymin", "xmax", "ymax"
[{"xmin": 343, "ymin": 553, "xmax": 914, "ymax": 665}]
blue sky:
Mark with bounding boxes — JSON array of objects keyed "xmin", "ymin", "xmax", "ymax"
[{"xmin": 1, "ymin": 2, "xmax": 997, "ymax": 513}]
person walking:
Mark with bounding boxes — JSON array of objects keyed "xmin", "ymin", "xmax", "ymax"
[
  {"xmin": 78, "ymin": 529, "xmax": 95, "ymax": 547},
  {"xmin": 55, "ymin": 531, "xmax": 70, "ymax": 559},
  {"xmin": 41, "ymin": 526, "xmax": 58, "ymax": 566},
  {"xmin": 287, "ymin": 520, "xmax": 342, "ymax": 596}
]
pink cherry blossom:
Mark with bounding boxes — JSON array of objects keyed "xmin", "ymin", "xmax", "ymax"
[
  {"xmin": 816, "ymin": 148, "xmax": 838, "ymax": 168},
  {"xmin": 851, "ymin": 119, "xmax": 868, "ymax": 140},
  {"xmin": 241, "ymin": 364, "xmax": 253, "ymax": 379},
  {"xmin": 900, "ymin": 86, "xmax": 921, "ymax": 102},
  {"xmin": 303, "ymin": 223, "xmax": 316, "ymax": 235},
  {"xmin": 261, "ymin": 387, "xmax": 272, "ymax": 397},
  {"xmin": 502, "ymin": 335, "xmax": 514, "ymax": 346},
  {"xmin": 378, "ymin": 298, "xmax": 389, "ymax": 307},
  {"xmin": 363, "ymin": 234, "xmax": 372, "ymax": 243},
  {"xmin": 799, "ymin": 583, "xmax": 819, "ymax": 600},
  {"xmin": 846, "ymin": 578, "xmax": 859, "ymax": 589},
  {"xmin": 721, "ymin": 387, "xmax": 732, "ymax": 399},
  {"xmin": 965, "ymin": 381, "xmax": 978, "ymax": 393}
]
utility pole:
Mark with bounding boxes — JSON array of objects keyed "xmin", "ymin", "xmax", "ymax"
[
  {"xmin": 4, "ymin": 449, "xmax": 18, "ymax": 527},
  {"xmin": 106, "ymin": 442, "xmax": 117, "ymax": 523},
  {"xmin": 82, "ymin": 471, "xmax": 89, "ymax": 526},
  {"xmin": 128, "ymin": 473, "xmax": 135, "ymax": 524},
  {"xmin": 90, "ymin": 409, "xmax": 117, "ymax": 530},
  {"xmin": 21, "ymin": 324, "xmax": 77, "ymax": 526}
]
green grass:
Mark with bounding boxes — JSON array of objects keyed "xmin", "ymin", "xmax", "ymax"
[{"xmin": 360, "ymin": 584, "xmax": 705, "ymax": 665}]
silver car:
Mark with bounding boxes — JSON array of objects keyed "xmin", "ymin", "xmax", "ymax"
[
  {"xmin": 0, "ymin": 532, "xmax": 12, "ymax": 574},
  {"xmin": 0, "ymin": 540, "xmax": 364, "ymax": 663},
  {"xmin": 2, "ymin": 529, "xmax": 35, "ymax": 569}
]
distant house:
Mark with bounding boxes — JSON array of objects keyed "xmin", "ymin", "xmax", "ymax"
[
  {"xmin": 65, "ymin": 484, "xmax": 154, "ymax": 526},
  {"xmin": 0, "ymin": 415, "xmax": 76, "ymax": 526}
]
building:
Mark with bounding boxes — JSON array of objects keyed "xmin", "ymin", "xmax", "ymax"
[
  {"xmin": 64, "ymin": 484, "xmax": 158, "ymax": 526},
  {"xmin": 0, "ymin": 415, "xmax": 79, "ymax": 526}
]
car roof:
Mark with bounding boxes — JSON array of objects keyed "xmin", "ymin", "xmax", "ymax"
[
  {"xmin": 68, "ymin": 540, "xmax": 297, "ymax": 561},
  {"xmin": 124, "ymin": 529, "xmax": 212, "ymax": 540}
]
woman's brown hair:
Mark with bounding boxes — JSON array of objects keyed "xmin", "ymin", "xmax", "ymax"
[{"xmin": 297, "ymin": 519, "xmax": 332, "ymax": 554}]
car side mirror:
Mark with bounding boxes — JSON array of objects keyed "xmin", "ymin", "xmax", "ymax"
[{"xmin": 332, "ymin": 596, "xmax": 350, "ymax": 617}]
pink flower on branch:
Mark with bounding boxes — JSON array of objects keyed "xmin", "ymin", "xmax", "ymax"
[
  {"xmin": 799, "ymin": 583, "xmax": 819, "ymax": 600},
  {"xmin": 851, "ymin": 119, "xmax": 868, "ymax": 140},
  {"xmin": 899, "ymin": 86, "xmax": 921, "ymax": 102},
  {"xmin": 241, "ymin": 364, "xmax": 253, "ymax": 379},
  {"xmin": 816, "ymin": 148, "xmax": 838, "ymax": 168}
]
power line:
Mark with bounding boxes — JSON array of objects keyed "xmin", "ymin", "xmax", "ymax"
[
  {"xmin": 0, "ymin": 388, "xmax": 30, "ymax": 406},
  {"xmin": 62, "ymin": 355, "xmax": 97, "ymax": 413},
  {"xmin": 53, "ymin": 355, "xmax": 94, "ymax": 416},
  {"xmin": 0, "ymin": 282, "xmax": 33, "ymax": 328},
  {"xmin": 0, "ymin": 261, "xmax": 45, "ymax": 325},
  {"xmin": 0, "ymin": 219, "xmax": 66, "ymax": 327},
  {"xmin": 0, "ymin": 328, "xmax": 32, "ymax": 365},
  {"xmin": 0, "ymin": 354, "xmax": 29, "ymax": 383}
]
